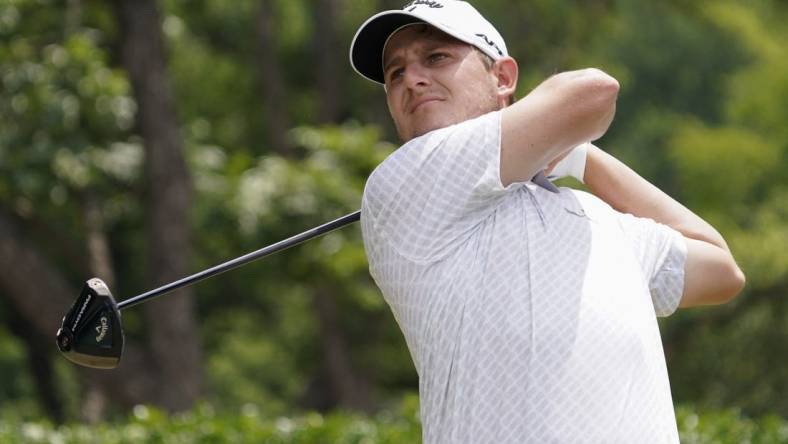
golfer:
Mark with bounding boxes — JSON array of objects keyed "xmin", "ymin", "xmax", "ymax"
[{"xmin": 350, "ymin": 1, "xmax": 745, "ymax": 442}]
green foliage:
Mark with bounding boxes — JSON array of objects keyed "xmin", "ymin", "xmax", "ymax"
[
  {"xmin": 668, "ymin": 119, "xmax": 779, "ymax": 221},
  {"xmin": 0, "ymin": 396, "xmax": 422, "ymax": 444},
  {"xmin": 186, "ymin": 123, "xmax": 414, "ymax": 413},
  {"xmin": 0, "ymin": 0, "xmax": 141, "ymax": 290},
  {"xmin": 676, "ymin": 406, "xmax": 788, "ymax": 444},
  {"xmin": 0, "ymin": 402, "xmax": 786, "ymax": 443}
]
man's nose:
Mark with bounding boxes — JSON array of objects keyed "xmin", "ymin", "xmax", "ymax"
[{"xmin": 403, "ymin": 64, "xmax": 430, "ymax": 89}]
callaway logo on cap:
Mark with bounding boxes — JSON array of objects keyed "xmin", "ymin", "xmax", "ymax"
[{"xmin": 349, "ymin": 0, "xmax": 509, "ymax": 84}]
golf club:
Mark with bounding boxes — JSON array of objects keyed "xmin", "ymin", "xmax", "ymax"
[{"xmin": 55, "ymin": 210, "xmax": 360, "ymax": 369}]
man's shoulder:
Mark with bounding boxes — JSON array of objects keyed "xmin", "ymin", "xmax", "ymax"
[
  {"xmin": 366, "ymin": 110, "xmax": 502, "ymax": 188},
  {"xmin": 376, "ymin": 112, "xmax": 490, "ymax": 165}
]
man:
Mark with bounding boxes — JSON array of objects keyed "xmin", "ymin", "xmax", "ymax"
[{"xmin": 349, "ymin": 1, "xmax": 745, "ymax": 442}]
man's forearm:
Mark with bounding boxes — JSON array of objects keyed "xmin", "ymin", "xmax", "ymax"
[
  {"xmin": 583, "ymin": 144, "xmax": 731, "ymax": 252},
  {"xmin": 500, "ymin": 69, "xmax": 619, "ymax": 186}
]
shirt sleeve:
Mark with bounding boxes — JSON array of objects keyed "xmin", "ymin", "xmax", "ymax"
[
  {"xmin": 362, "ymin": 110, "xmax": 509, "ymax": 262},
  {"xmin": 615, "ymin": 212, "xmax": 688, "ymax": 317}
]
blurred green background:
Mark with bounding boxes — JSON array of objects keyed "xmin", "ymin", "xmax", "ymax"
[{"xmin": 1, "ymin": 0, "xmax": 787, "ymax": 441}]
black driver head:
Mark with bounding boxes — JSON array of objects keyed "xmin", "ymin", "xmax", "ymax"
[{"xmin": 56, "ymin": 278, "xmax": 124, "ymax": 369}]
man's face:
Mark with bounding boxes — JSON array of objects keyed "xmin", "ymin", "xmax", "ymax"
[{"xmin": 383, "ymin": 25, "xmax": 502, "ymax": 142}]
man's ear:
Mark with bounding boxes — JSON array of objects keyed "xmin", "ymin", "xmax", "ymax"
[{"xmin": 493, "ymin": 57, "xmax": 518, "ymax": 105}]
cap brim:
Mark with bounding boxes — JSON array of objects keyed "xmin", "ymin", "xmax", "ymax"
[{"xmin": 350, "ymin": 11, "xmax": 425, "ymax": 84}]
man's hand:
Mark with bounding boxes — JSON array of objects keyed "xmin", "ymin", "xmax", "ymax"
[
  {"xmin": 545, "ymin": 143, "xmax": 589, "ymax": 182},
  {"xmin": 583, "ymin": 144, "xmax": 745, "ymax": 307},
  {"xmin": 544, "ymin": 151, "xmax": 569, "ymax": 178}
]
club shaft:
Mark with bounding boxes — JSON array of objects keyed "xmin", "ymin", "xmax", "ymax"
[{"xmin": 117, "ymin": 210, "xmax": 361, "ymax": 310}]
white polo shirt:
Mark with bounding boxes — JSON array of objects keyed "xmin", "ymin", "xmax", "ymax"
[{"xmin": 361, "ymin": 111, "xmax": 687, "ymax": 443}]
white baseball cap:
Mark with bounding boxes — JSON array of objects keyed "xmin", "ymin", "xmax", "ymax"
[{"xmin": 350, "ymin": 0, "xmax": 509, "ymax": 84}]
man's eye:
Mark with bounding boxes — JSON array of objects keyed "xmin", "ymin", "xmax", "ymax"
[
  {"xmin": 428, "ymin": 53, "xmax": 448, "ymax": 63},
  {"xmin": 388, "ymin": 68, "xmax": 404, "ymax": 81}
]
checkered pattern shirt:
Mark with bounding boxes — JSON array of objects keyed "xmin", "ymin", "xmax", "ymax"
[{"xmin": 361, "ymin": 111, "xmax": 687, "ymax": 443}]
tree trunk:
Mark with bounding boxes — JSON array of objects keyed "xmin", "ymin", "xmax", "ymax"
[
  {"xmin": 64, "ymin": 0, "xmax": 82, "ymax": 36},
  {"xmin": 4, "ymin": 302, "xmax": 64, "ymax": 423},
  {"xmin": 114, "ymin": 0, "xmax": 202, "ymax": 412},
  {"xmin": 311, "ymin": 286, "xmax": 372, "ymax": 411},
  {"xmin": 255, "ymin": 0, "xmax": 292, "ymax": 155},
  {"xmin": 307, "ymin": 0, "xmax": 370, "ymax": 411},
  {"xmin": 79, "ymin": 192, "xmax": 115, "ymax": 422},
  {"xmin": 0, "ymin": 210, "xmax": 77, "ymax": 336},
  {"xmin": 83, "ymin": 193, "xmax": 115, "ymax": 291},
  {"xmin": 312, "ymin": 0, "xmax": 343, "ymax": 123}
]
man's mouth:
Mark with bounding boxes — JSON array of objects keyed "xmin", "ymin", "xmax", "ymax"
[{"xmin": 410, "ymin": 97, "xmax": 442, "ymax": 113}]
